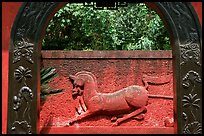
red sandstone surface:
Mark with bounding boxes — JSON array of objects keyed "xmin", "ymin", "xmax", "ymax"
[{"xmin": 40, "ymin": 58, "xmax": 173, "ymax": 129}]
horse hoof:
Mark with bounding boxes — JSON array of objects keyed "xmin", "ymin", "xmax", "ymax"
[
  {"xmin": 112, "ymin": 121, "xmax": 119, "ymax": 127},
  {"xmin": 111, "ymin": 116, "xmax": 117, "ymax": 122},
  {"xmin": 66, "ymin": 120, "xmax": 74, "ymax": 127},
  {"xmin": 65, "ymin": 123, "xmax": 70, "ymax": 127},
  {"xmin": 134, "ymin": 113, "xmax": 145, "ymax": 120}
]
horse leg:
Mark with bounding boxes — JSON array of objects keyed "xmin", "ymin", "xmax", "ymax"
[
  {"xmin": 133, "ymin": 113, "xmax": 145, "ymax": 120},
  {"xmin": 79, "ymin": 96, "xmax": 87, "ymax": 112},
  {"xmin": 111, "ymin": 115, "xmax": 124, "ymax": 122},
  {"xmin": 66, "ymin": 110, "xmax": 93, "ymax": 126},
  {"xmin": 112, "ymin": 106, "xmax": 147, "ymax": 126}
]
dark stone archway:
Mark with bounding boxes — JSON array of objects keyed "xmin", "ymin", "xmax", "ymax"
[{"xmin": 7, "ymin": 2, "xmax": 202, "ymax": 134}]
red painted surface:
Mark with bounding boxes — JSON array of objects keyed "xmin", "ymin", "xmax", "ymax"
[
  {"xmin": 192, "ymin": 2, "xmax": 202, "ymax": 26},
  {"xmin": 40, "ymin": 51, "xmax": 174, "ymax": 133},
  {"xmin": 68, "ymin": 71, "xmax": 149, "ymax": 126},
  {"xmin": 2, "ymin": 2, "xmax": 22, "ymax": 134},
  {"xmin": 2, "ymin": 2, "xmax": 202, "ymax": 134},
  {"xmin": 40, "ymin": 126, "xmax": 174, "ymax": 134}
]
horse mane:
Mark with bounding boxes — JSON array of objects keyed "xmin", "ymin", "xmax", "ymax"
[{"xmin": 75, "ymin": 71, "xmax": 98, "ymax": 90}]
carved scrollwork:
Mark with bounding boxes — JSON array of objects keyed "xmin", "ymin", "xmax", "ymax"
[
  {"xmin": 182, "ymin": 70, "xmax": 201, "ymax": 92},
  {"xmin": 11, "ymin": 86, "xmax": 33, "ymax": 134},
  {"xmin": 182, "ymin": 112, "xmax": 188, "ymax": 122},
  {"xmin": 13, "ymin": 2, "xmax": 56, "ymax": 64},
  {"xmin": 14, "ymin": 66, "xmax": 32, "ymax": 83},
  {"xmin": 182, "ymin": 94, "xmax": 200, "ymax": 110},
  {"xmin": 182, "ymin": 93, "xmax": 201, "ymax": 133},
  {"xmin": 163, "ymin": 2, "xmax": 195, "ymax": 33},
  {"xmin": 16, "ymin": 28, "xmax": 26, "ymax": 38},
  {"xmin": 11, "ymin": 121, "xmax": 32, "ymax": 134},
  {"xmin": 161, "ymin": 2, "xmax": 201, "ymax": 66},
  {"xmin": 17, "ymin": 2, "xmax": 55, "ymax": 39},
  {"xmin": 180, "ymin": 33, "xmax": 201, "ymax": 66},
  {"xmin": 9, "ymin": 2, "xmax": 57, "ymax": 134},
  {"xmin": 13, "ymin": 86, "xmax": 33, "ymax": 110},
  {"xmin": 182, "ymin": 93, "xmax": 200, "ymax": 121},
  {"xmin": 180, "ymin": 42, "xmax": 201, "ymax": 66},
  {"xmin": 183, "ymin": 121, "xmax": 202, "ymax": 134},
  {"xmin": 13, "ymin": 38, "xmax": 34, "ymax": 64}
]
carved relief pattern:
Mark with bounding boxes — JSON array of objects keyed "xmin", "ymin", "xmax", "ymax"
[
  {"xmin": 11, "ymin": 86, "xmax": 33, "ymax": 134},
  {"xmin": 67, "ymin": 71, "xmax": 174, "ymax": 127},
  {"xmin": 160, "ymin": 2, "xmax": 202, "ymax": 133},
  {"xmin": 13, "ymin": 2, "xmax": 55, "ymax": 64},
  {"xmin": 161, "ymin": 2, "xmax": 201, "ymax": 66},
  {"xmin": 182, "ymin": 94, "xmax": 200, "ymax": 110},
  {"xmin": 182, "ymin": 70, "xmax": 201, "ymax": 91},
  {"xmin": 183, "ymin": 121, "xmax": 202, "ymax": 134},
  {"xmin": 12, "ymin": 47, "xmax": 34, "ymax": 133},
  {"xmin": 183, "ymin": 111, "xmax": 202, "ymax": 134},
  {"xmin": 16, "ymin": 2, "xmax": 55, "ymax": 39},
  {"xmin": 182, "ymin": 71, "xmax": 202, "ymax": 134},
  {"xmin": 14, "ymin": 66, "xmax": 32, "ymax": 83},
  {"xmin": 182, "ymin": 94, "xmax": 200, "ymax": 121},
  {"xmin": 180, "ymin": 33, "xmax": 201, "ymax": 66},
  {"xmin": 13, "ymin": 38, "xmax": 34, "ymax": 64},
  {"xmin": 10, "ymin": 2, "xmax": 55, "ymax": 134}
]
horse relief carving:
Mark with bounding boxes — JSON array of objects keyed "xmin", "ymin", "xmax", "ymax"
[{"xmin": 66, "ymin": 71, "xmax": 173, "ymax": 127}]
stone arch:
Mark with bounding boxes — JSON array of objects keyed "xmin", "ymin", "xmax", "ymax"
[{"xmin": 7, "ymin": 2, "xmax": 202, "ymax": 134}]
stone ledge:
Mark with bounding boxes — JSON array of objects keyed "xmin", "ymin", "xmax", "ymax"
[
  {"xmin": 41, "ymin": 50, "xmax": 172, "ymax": 59},
  {"xmin": 40, "ymin": 126, "xmax": 175, "ymax": 134}
]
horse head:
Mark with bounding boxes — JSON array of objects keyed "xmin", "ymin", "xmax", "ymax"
[{"xmin": 69, "ymin": 71, "xmax": 98, "ymax": 98}]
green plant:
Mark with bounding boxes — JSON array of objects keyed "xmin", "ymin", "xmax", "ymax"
[
  {"xmin": 40, "ymin": 67, "xmax": 63, "ymax": 100},
  {"xmin": 42, "ymin": 3, "xmax": 171, "ymax": 51}
]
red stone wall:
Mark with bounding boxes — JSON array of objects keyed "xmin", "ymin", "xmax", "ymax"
[{"xmin": 40, "ymin": 51, "xmax": 173, "ymax": 133}]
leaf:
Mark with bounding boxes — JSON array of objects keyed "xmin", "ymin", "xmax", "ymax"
[
  {"xmin": 192, "ymin": 103, "xmax": 200, "ymax": 109},
  {"xmin": 183, "ymin": 95, "xmax": 190, "ymax": 101},
  {"xmin": 41, "ymin": 67, "xmax": 57, "ymax": 83},
  {"xmin": 183, "ymin": 103, "xmax": 190, "ymax": 108},
  {"xmin": 182, "ymin": 99, "xmax": 189, "ymax": 103},
  {"xmin": 192, "ymin": 98, "xmax": 200, "ymax": 104},
  {"xmin": 40, "ymin": 67, "xmax": 62, "ymax": 99}
]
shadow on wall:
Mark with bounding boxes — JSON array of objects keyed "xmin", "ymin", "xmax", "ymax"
[{"xmin": 40, "ymin": 112, "xmax": 53, "ymax": 134}]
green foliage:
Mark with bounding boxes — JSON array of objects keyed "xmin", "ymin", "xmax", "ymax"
[
  {"xmin": 42, "ymin": 3, "xmax": 171, "ymax": 50},
  {"xmin": 40, "ymin": 67, "xmax": 63, "ymax": 100}
]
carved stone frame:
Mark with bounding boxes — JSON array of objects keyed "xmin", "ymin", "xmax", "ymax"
[{"xmin": 7, "ymin": 2, "xmax": 202, "ymax": 134}]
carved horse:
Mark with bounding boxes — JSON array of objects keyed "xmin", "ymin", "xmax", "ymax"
[{"xmin": 67, "ymin": 71, "xmax": 150, "ymax": 126}]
